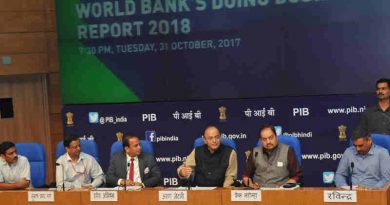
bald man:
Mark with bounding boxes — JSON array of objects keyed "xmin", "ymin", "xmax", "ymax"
[{"xmin": 177, "ymin": 126, "xmax": 237, "ymax": 187}]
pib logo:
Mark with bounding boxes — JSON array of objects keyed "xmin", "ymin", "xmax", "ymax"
[
  {"xmin": 293, "ymin": 108, "xmax": 309, "ymax": 116},
  {"xmin": 142, "ymin": 113, "xmax": 157, "ymax": 121}
]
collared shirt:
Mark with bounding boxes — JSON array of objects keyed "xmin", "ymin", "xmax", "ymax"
[
  {"xmin": 335, "ymin": 144, "xmax": 390, "ymax": 188},
  {"xmin": 56, "ymin": 152, "xmax": 104, "ymax": 188},
  {"xmin": 116, "ymin": 155, "xmax": 143, "ymax": 186},
  {"xmin": 0, "ymin": 155, "xmax": 30, "ymax": 184},
  {"xmin": 356, "ymin": 104, "xmax": 390, "ymax": 134},
  {"xmin": 243, "ymin": 144, "xmax": 302, "ymax": 183},
  {"xmin": 126, "ymin": 155, "xmax": 142, "ymax": 183},
  {"xmin": 177, "ymin": 148, "xmax": 238, "ymax": 187}
]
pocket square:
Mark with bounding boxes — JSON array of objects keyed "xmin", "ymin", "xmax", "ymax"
[{"xmin": 144, "ymin": 167, "xmax": 150, "ymax": 174}]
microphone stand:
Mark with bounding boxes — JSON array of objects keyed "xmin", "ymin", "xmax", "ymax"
[
  {"xmin": 187, "ymin": 174, "xmax": 192, "ymax": 190},
  {"xmin": 55, "ymin": 163, "xmax": 65, "ymax": 191},
  {"xmin": 350, "ymin": 162, "xmax": 354, "ymax": 190},
  {"xmin": 124, "ymin": 162, "xmax": 130, "ymax": 191}
]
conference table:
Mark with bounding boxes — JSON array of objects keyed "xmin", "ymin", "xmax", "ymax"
[{"xmin": 0, "ymin": 185, "xmax": 389, "ymax": 205}]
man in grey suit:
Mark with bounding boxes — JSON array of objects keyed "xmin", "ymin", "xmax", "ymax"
[{"xmin": 106, "ymin": 134, "xmax": 161, "ymax": 187}]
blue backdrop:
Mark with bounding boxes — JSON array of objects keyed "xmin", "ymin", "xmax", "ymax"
[{"xmin": 63, "ymin": 93, "xmax": 376, "ymax": 187}]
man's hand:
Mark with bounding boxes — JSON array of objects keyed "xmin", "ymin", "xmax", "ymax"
[
  {"xmin": 81, "ymin": 184, "xmax": 94, "ymax": 189},
  {"xmin": 355, "ymin": 186, "xmax": 368, "ymax": 190},
  {"xmin": 250, "ymin": 183, "xmax": 261, "ymax": 189},
  {"xmin": 340, "ymin": 185, "xmax": 358, "ymax": 190},
  {"xmin": 242, "ymin": 176, "xmax": 249, "ymax": 186},
  {"xmin": 17, "ymin": 179, "xmax": 30, "ymax": 189},
  {"xmin": 180, "ymin": 163, "xmax": 193, "ymax": 178},
  {"xmin": 133, "ymin": 182, "xmax": 143, "ymax": 187},
  {"xmin": 124, "ymin": 180, "xmax": 134, "ymax": 186}
]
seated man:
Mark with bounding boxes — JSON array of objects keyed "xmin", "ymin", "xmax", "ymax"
[
  {"xmin": 335, "ymin": 131, "xmax": 390, "ymax": 189},
  {"xmin": 56, "ymin": 135, "xmax": 104, "ymax": 189},
  {"xmin": 106, "ymin": 134, "xmax": 161, "ymax": 187},
  {"xmin": 177, "ymin": 125, "xmax": 237, "ymax": 187},
  {"xmin": 0, "ymin": 141, "xmax": 31, "ymax": 190},
  {"xmin": 242, "ymin": 125, "xmax": 302, "ymax": 188}
]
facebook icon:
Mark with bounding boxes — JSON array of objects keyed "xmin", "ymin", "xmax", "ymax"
[{"xmin": 145, "ymin": 131, "xmax": 156, "ymax": 142}]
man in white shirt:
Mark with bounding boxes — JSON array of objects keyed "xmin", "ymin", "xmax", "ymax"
[
  {"xmin": 56, "ymin": 136, "xmax": 104, "ymax": 189},
  {"xmin": 0, "ymin": 141, "xmax": 31, "ymax": 190}
]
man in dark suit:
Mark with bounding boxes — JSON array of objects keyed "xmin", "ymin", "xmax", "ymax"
[{"xmin": 106, "ymin": 134, "xmax": 161, "ymax": 187}]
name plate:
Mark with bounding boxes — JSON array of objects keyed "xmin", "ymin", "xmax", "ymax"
[
  {"xmin": 159, "ymin": 190, "xmax": 187, "ymax": 201},
  {"xmin": 90, "ymin": 191, "xmax": 118, "ymax": 201},
  {"xmin": 231, "ymin": 190, "xmax": 262, "ymax": 202},
  {"xmin": 28, "ymin": 191, "xmax": 55, "ymax": 202},
  {"xmin": 324, "ymin": 190, "xmax": 357, "ymax": 203}
]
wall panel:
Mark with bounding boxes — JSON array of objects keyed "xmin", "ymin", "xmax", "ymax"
[
  {"xmin": 0, "ymin": 74, "xmax": 53, "ymax": 184},
  {"xmin": 0, "ymin": 12, "xmax": 46, "ymax": 33},
  {"xmin": 0, "ymin": 53, "xmax": 48, "ymax": 75},
  {"xmin": 0, "ymin": 33, "xmax": 47, "ymax": 54},
  {"xmin": 0, "ymin": 0, "xmax": 45, "ymax": 11}
]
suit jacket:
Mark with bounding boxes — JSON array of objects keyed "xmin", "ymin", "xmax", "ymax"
[{"xmin": 106, "ymin": 151, "xmax": 161, "ymax": 187}]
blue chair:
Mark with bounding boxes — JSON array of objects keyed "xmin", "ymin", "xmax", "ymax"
[
  {"xmin": 56, "ymin": 140, "xmax": 99, "ymax": 162},
  {"xmin": 15, "ymin": 143, "xmax": 46, "ymax": 188},
  {"xmin": 110, "ymin": 140, "xmax": 154, "ymax": 157},
  {"xmin": 193, "ymin": 136, "xmax": 237, "ymax": 150},
  {"xmin": 349, "ymin": 133, "xmax": 390, "ymax": 153},
  {"xmin": 257, "ymin": 135, "xmax": 302, "ymax": 165}
]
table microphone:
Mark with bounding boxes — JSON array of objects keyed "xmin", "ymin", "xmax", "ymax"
[
  {"xmin": 187, "ymin": 172, "xmax": 193, "ymax": 190},
  {"xmin": 124, "ymin": 162, "xmax": 130, "ymax": 191},
  {"xmin": 350, "ymin": 162, "xmax": 354, "ymax": 190},
  {"xmin": 55, "ymin": 163, "xmax": 65, "ymax": 191}
]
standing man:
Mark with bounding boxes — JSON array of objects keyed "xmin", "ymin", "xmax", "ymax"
[
  {"xmin": 335, "ymin": 131, "xmax": 390, "ymax": 189},
  {"xmin": 355, "ymin": 78, "xmax": 390, "ymax": 134},
  {"xmin": 0, "ymin": 141, "xmax": 30, "ymax": 190},
  {"xmin": 106, "ymin": 134, "xmax": 161, "ymax": 187},
  {"xmin": 177, "ymin": 125, "xmax": 237, "ymax": 187},
  {"xmin": 56, "ymin": 135, "xmax": 105, "ymax": 189},
  {"xmin": 242, "ymin": 125, "xmax": 302, "ymax": 188}
]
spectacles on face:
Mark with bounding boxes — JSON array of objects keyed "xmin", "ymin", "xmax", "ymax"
[
  {"xmin": 68, "ymin": 144, "xmax": 81, "ymax": 150},
  {"xmin": 205, "ymin": 136, "xmax": 221, "ymax": 142},
  {"xmin": 261, "ymin": 134, "xmax": 275, "ymax": 143}
]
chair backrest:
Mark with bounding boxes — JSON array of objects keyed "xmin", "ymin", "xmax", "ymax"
[
  {"xmin": 110, "ymin": 140, "xmax": 154, "ymax": 157},
  {"xmin": 349, "ymin": 133, "xmax": 390, "ymax": 153},
  {"xmin": 371, "ymin": 134, "xmax": 390, "ymax": 152},
  {"xmin": 56, "ymin": 140, "xmax": 99, "ymax": 162},
  {"xmin": 15, "ymin": 143, "xmax": 46, "ymax": 188},
  {"xmin": 257, "ymin": 135, "xmax": 302, "ymax": 165},
  {"xmin": 193, "ymin": 137, "xmax": 237, "ymax": 150}
]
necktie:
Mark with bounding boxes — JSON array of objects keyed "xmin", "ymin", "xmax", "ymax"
[{"xmin": 128, "ymin": 158, "xmax": 134, "ymax": 181}]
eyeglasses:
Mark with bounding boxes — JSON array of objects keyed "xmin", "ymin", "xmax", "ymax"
[
  {"xmin": 68, "ymin": 145, "xmax": 81, "ymax": 149},
  {"xmin": 261, "ymin": 134, "xmax": 275, "ymax": 142},
  {"xmin": 205, "ymin": 136, "xmax": 221, "ymax": 142}
]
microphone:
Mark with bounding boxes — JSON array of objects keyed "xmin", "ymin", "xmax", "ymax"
[
  {"xmin": 124, "ymin": 162, "xmax": 130, "ymax": 191},
  {"xmin": 55, "ymin": 163, "xmax": 65, "ymax": 191},
  {"xmin": 187, "ymin": 172, "xmax": 193, "ymax": 190},
  {"xmin": 350, "ymin": 162, "xmax": 354, "ymax": 190}
]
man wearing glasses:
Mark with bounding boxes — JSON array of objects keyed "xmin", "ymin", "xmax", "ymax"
[
  {"xmin": 242, "ymin": 125, "xmax": 302, "ymax": 188},
  {"xmin": 177, "ymin": 125, "xmax": 237, "ymax": 187},
  {"xmin": 56, "ymin": 135, "xmax": 104, "ymax": 189}
]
